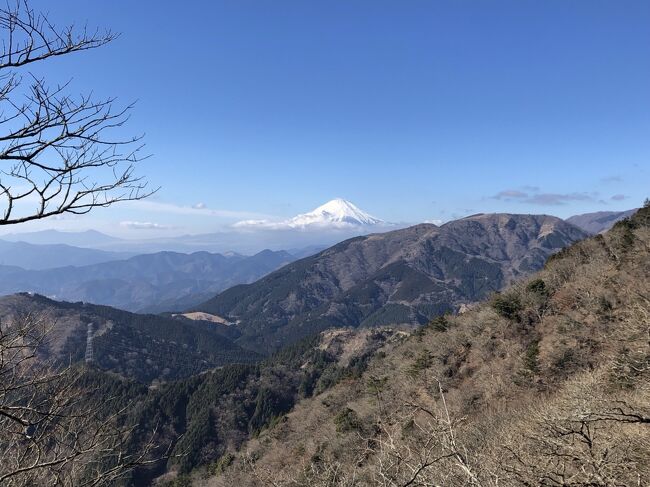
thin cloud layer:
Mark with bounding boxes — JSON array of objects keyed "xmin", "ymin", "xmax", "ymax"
[
  {"xmin": 119, "ymin": 221, "xmax": 172, "ymax": 230},
  {"xmin": 492, "ymin": 189, "xmax": 598, "ymax": 205},
  {"xmin": 126, "ymin": 200, "xmax": 271, "ymax": 220}
]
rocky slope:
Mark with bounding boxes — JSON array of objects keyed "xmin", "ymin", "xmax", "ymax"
[{"xmin": 197, "ymin": 214, "xmax": 588, "ymax": 354}]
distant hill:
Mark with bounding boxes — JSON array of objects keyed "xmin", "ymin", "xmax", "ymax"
[
  {"xmin": 566, "ymin": 208, "xmax": 637, "ymax": 234},
  {"xmin": 0, "ymin": 293, "xmax": 260, "ymax": 383},
  {"xmin": 0, "ymin": 249, "xmax": 296, "ymax": 312},
  {"xmin": 197, "ymin": 213, "xmax": 588, "ymax": 354},
  {"xmin": 0, "ymin": 229, "xmax": 122, "ymax": 247},
  {"xmin": 0, "ymin": 239, "xmax": 134, "ymax": 270}
]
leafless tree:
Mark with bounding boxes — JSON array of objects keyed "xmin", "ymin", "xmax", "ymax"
[
  {"xmin": 0, "ymin": 0, "xmax": 154, "ymax": 225},
  {"xmin": 0, "ymin": 2, "xmax": 161, "ymax": 484},
  {"xmin": 0, "ymin": 313, "xmax": 161, "ymax": 486},
  {"xmin": 361, "ymin": 380, "xmax": 488, "ymax": 487}
]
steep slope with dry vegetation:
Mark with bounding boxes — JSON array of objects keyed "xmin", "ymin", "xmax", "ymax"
[{"xmin": 202, "ymin": 206, "xmax": 650, "ymax": 487}]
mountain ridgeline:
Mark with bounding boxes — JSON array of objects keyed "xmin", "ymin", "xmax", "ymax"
[
  {"xmin": 197, "ymin": 213, "xmax": 588, "ymax": 354},
  {"xmin": 566, "ymin": 208, "xmax": 638, "ymax": 234},
  {"xmin": 0, "ymin": 239, "xmax": 134, "ymax": 270},
  {"xmin": 0, "ymin": 249, "xmax": 295, "ymax": 313}
]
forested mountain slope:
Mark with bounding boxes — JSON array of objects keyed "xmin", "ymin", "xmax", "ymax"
[
  {"xmin": 111, "ymin": 328, "xmax": 404, "ymax": 485},
  {"xmin": 0, "ymin": 294, "xmax": 260, "ymax": 383},
  {"xmin": 197, "ymin": 214, "xmax": 588, "ymax": 354},
  {"xmin": 201, "ymin": 206, "xmax": 650, "ymax": 486}
]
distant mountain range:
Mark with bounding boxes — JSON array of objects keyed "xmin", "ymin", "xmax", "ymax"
[
  {"xmin": 1, "ymin": 202, "xmax": 634, "ymax": 255},
  {"xmin": 0, "ymin": 200, "xmax": 396, "ymax": 254},
  {"xmin": 0, "ymin": 249, "xmax": 296, "ymax": 312},
  {"xmin": 0, "ymin": 240, "xmax": 134, "ymax": 270},
  {"xmin": 203, "ymin": 205, "xmax": 650, "ymax": 487},
  {"xmin": 0, "ymin": 229, "xmax": 123, "ymax": 247},
  {"xmin": 196, "ymin": 213, "xmax": 589, "ymax": 354},
  {"xmin": 566, "ymin": 209, "xmax": 638, "ymax": 234},
  {"xmin": 0, "ymin": 205, "xmax": 634, "ymax": 315}
]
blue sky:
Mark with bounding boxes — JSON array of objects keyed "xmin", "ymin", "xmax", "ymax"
[{"xmin": 6, "ymin": 0, "xmax": 650, "ymax": 237}]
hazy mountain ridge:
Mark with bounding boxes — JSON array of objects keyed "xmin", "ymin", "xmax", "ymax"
[
  {"xmin": 566, "ymin": 208, "xmax": 638, "ymax": 234},
  {"xmin": 0, "ymin": 200, "xmax": 396, "ymax": 254},
  {"xmin": 0, "ymin": 229, "xmax": 123, "ymax": 247},
  {"xmin": 198, "ymin": 213, "xmax": 588, "ymax": 354},
  {"xmin": 0, "ymin": 249, "xmax": 296, "ymax": 313},
  {"xmin": 0, "ymin": 239, "xmax": 135, "ymax": 270}
]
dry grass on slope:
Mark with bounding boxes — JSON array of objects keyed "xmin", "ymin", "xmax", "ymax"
[{"xmin": 204, "ymin": 208, "xmax": 650, "ymax": 487}]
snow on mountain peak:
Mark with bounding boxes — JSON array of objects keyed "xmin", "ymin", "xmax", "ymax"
[
  {"xmin": 233, "ymin": 199, "xmax": 384, "ymax": 230},
  {"xmin": 291, "ymin": 199, "xmax": 384, "ymax": 227}
]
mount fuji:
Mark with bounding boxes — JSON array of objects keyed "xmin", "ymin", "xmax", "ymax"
[
  {"xmin": 11, "ymin": 200, "xmax": 396, "ymax": 255},
  {"xmin": 233, "ymin": 199, "xmax": 387, "ymax": 230}
]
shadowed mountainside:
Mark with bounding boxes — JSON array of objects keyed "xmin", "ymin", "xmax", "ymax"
[{"xmin": 0, "ymin": 293, "xmax": 260, "ymax": 383}]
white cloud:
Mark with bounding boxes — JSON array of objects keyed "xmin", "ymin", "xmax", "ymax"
[
  {"xmin": 119, "ymin": 221, "xmax": 172, "ymax": 230},
  {"xmin": 192, "ymin": 202, "xmax": 207, "ymax": 209},
  {"xmin": 492, "ymin": 190, "xmax": 529, "ymax": 200},
  {"xmin": 232, "ymin": 219, "xmax": 365, "ymax": 230}
]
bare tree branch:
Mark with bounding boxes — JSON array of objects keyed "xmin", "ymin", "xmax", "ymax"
[{"xmin": 0, "ymin": 0, "xmax": 156, "ymax": 226}]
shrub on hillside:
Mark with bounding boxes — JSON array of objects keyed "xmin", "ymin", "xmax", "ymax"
[
  {"xmin": 491, "ymin": 292, "xmax": 523, "ymax": 321},
  {"xmin": 334, "ymin": 407, "xmax": 362, "ymax": 433},
  {"xmin": 428, "ymin": 315, "xmax": 449, "ymax": 332},
  {"xmin": 526, "ymin": 278, "xmax": 549, "ymax": 298},
  {"xmin": 408, "ymin": 349, "xmax": 435, "ymax": 378}
]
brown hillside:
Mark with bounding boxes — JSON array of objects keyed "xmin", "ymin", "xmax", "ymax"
[{"xmin": 204, "ymin": 207, "xmax": 650, "ymax": 486}]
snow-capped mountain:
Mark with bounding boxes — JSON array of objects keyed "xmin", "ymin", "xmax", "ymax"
[
  {"xmin": 288, "ymin": 199, "xmax": 384, "ymax": 227},
  {"xmin": 234, "ymin": 199, "xmax": 385, "ymax": 230}
]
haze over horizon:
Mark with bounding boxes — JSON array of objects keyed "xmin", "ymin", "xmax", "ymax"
[
  {"xmin": 0, "ymin": 197, "xmax": 642, "ymax": 244},
  {"xmin": 5, "ymin": 0, "xmax": 649, "ymax": 239}
]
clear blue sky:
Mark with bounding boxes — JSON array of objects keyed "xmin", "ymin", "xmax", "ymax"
[{"xmin": 14, "ymin": 0, "xmax": 650, "ymax": 236}]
